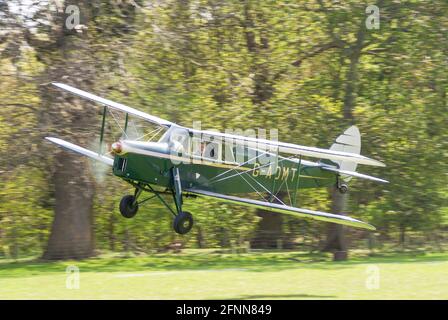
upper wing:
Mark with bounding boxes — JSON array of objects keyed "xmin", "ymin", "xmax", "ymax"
[
  {"xmin": 188, "ymin": 128, "xmax": 385, "ymax": 167},
  {"xmin": 45, "ymin": 137, "xmax": 114, "ymax": 166},
  {"xmin": 52, "ymin": 83, "xmax": 174, "ymax": 128},
  {"xmin": 51, "ymin": 83, "xmax": 384, "ymax": 168},
  {"xmin": 186, "ymin": 188, "xmax": 375, "ymax": 230}
]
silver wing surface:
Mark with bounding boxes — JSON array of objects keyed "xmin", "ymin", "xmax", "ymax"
[
  {"xmin": 188, "ymin": 128, "xmax": 385, "ymax": 167},
  {"xmin": 45, "ymin": 137, "xmax": 114, "ymax": 166},
  {"xmin": 319, "ymin": 165, "xmax": 389, "ymax": 183},
  {"xmin": 52, "ymin": 83, "xmax": 174, "ymax": 127},
  {"xmin": 186, "ymin": 188, "xmax": 376, "ymax": 230}
]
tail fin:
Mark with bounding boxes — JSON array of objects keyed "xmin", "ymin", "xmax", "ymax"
[
  {"xmin": 321, "ymin": 126, "xmax": 388, "ymax": 184},
  {"xmin": 329, "ymin": 126, "xmax": 361, "ymax": 181}
]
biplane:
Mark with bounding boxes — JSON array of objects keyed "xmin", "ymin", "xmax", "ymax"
[{"xmin": 45, "ymin": 83, "xmax": 388, "ymax": 234}]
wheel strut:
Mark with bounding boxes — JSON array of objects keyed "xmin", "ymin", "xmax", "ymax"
[
  {"xmin": 133, "ymin": 187, "xmax": 143, "ymax": 206},
  {"xmin": 170, "ymin": 167, "xmax": 194, "ymax": 234},
  {"xmin": 171, "ymin": 167, "xmax": 183, "ymax": 215}
]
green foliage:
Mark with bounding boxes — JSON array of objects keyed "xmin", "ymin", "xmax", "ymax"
[
  {"xmin": 0, "ymin": 167, "xmax": 52, "ymax": 258},
  {"xmin": 1, "ymin": 0, "xmax": 447, "ymax": 257}
]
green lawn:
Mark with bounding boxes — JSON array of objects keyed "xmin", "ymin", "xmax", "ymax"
[{"xmin": 0, "ymin": 250, "xmax": 447, "ymax": 299}]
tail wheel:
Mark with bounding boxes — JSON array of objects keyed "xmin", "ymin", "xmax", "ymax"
[
  {"xmin": 173, "ymin": 211, "xmax": 193, "ymax": 234},
  {"xmin": 338, "ymin": 184, "xmax": 349, "ymax": 194},
  {"xmin": 119, "ymin": 195, "xmax": 139, "ymax": 218}
]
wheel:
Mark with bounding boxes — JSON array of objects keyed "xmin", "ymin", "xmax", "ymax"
[
  {"xmin": 173, "ymin": 211, "xmax": 193, "ymax": 234},
  {"xmin": 119, "ymin": 195, "xmax": 139, "ymax": 218},
  {"xmin": 338, "ymin": 184, "xmax": 349, "ymax": 194}
]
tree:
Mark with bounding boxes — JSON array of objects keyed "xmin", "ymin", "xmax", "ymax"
[
  {"xmin": 9, "ymin": 0, "xmax": 141, "ymax": 259},
  {"xmin": 322, "ymin": 7, "xmax": 367, "ymax": 260}
]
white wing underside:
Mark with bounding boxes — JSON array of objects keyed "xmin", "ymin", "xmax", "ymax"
[
  {"xmin": 187, "ymin": 188, "xmax": 375, "ymax": 230},
  {"xmin": 45, "ymin": 137, "xmax": 114, "ymax": 166}
]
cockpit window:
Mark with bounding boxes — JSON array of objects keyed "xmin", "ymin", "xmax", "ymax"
[{"xmin": 202, "ymin": 142, "xmax": 219, "ymax": 160}]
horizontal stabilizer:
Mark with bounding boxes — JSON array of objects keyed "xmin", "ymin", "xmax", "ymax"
[
  {"xmin": 52, "ymin": 83, "xmax": 173, "ymax": 127},
  {"xmin": 186, "ymin": 189, "xmax": 375, "ymax": 230},
  {"xmin": 320, "ymin": 166, "xmax": 389, "ymax": 183},
  {"xmin": 45, "ymin": 137, "xmax": 114, "ymax": 166}
]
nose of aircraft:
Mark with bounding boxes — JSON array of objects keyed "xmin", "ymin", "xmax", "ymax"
[{"xmin": 111, "ymin": 141, "xmax": 122, "ymax": 154}]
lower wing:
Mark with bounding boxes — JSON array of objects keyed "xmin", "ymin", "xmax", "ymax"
[
  {"xmin": 45, "ymin": 137, "xmax": 114, "ymax": 166},
  {"xmin": 186, "ymin": 189, "xmax": 375, "ymax": 230}
]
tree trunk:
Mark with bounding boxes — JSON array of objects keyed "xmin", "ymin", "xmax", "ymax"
[
  {"xmin": 108, "ymin": 212, "xmax": 116, "ymax": 251},
  {"xmin": 196, "ymin": 225, "xmax": 206, "ymax": 248},
  {"xmin": 43, "ymin": 152, "xmax": 95, "ymax": 260},
  {"xmin": 243, "ymin": 2, "xmax": 283, "ymax": 247},
  {"xmin": 323, "ymin": 19, "xmax": 366, "ymax": 260},
  {"xmin": 399, "ymin": 224, "xmax": 406, "ymax": 248},
  {"xmin": 322, "ymin": 187, "xmax": 348, "ymax": 260},
  {"xmin": 38, "ymin": 1, "xmax": 97, "ymax": 260},
  {"xmin": 250, "ymin": 211, "xmax": 283, "ymax": 249}
]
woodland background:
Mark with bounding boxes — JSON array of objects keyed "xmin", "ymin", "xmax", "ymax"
[{"xmin": 0, "ymin": 0, "xmax": 447, "ymax": 261}]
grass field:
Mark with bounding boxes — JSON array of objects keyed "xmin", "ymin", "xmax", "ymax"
[{"xmin": 1, "ymin": 250, "xmax": 447, "ymax": 299}]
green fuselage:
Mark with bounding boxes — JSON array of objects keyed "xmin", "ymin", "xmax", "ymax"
[{"xmin": 112, "ymin": 146, "xmax": 337, "ymax": 194}]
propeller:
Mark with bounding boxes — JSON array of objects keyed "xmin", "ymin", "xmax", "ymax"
[{"xmin": 88, "ymin": 137, "xmax": 112, "ymax": 184}]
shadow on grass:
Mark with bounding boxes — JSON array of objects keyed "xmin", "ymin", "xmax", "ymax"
[
  {"xmin": 1, "ymin": 250, "xmax": 447, "ymax": 278},
  {"xmin": 230, "ymin": 293, "xmax": 337, "ymax": 299}
]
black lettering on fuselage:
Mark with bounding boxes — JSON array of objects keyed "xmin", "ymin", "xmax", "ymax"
[{"xmin": 252, "ymin": 163, "xmax": 300, "ymax": 182}]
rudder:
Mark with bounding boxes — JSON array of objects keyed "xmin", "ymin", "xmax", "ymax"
[{"xmin": 329, "ymin": 126, "xmax": 361, "ymax": 181}]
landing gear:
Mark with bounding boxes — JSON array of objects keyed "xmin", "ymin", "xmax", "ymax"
[
  {"xmin": 171, "ymin": 167, "xmax": 194, "ymax": 235},
  {"xmin": 338, "ymin": 183, "xmax": 349, "ymax": 194},
  {"xmin": 119, "ymin": 187, "xmax": 142, "ymax": 218},
  {"xmin": 173, "ymin": 211, "xmax": 193, "ymax": 234},
  {"xmin": 119, "ymin": 195, "xmax": 139, "ymax": 218},
  {"xmin": 118, "ymin": 167, "xmax": 194, "ymax": 235}
]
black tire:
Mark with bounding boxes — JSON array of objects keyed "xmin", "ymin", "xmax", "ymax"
[
  {"xmin": 119, "ymin": 195, "xmax": 139, "ymax": 218},
  {"xmin": 338, "ymin": 184, "xmax": 349, "ymax": 194},
  {"xmin": 173, "ymin": 211, "xmax": 193, "ymax": 234}
]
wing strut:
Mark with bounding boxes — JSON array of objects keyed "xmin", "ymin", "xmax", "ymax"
[
  {"xmin": 99, "ymin": 105, "xmax": 107, "ymax": 155},
  {"xmin": 292, "ymin": 155, "xmax": 302, "ymax": 207}
]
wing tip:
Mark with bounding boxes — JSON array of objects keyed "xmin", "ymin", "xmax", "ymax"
[
  {"xmin": 374, "ymin": 160, "xmax": 386, "ymax": 167},
  {"xmin": 366, "ymin": 175, "xmax": 389, "ymax": 184},
  {"xmin": 363, "ymin": 157, "xmax": 386, "ymax": 167},
  {"xmin": 45, "ymin": 136, "xmax": 57, "ymax": 142},
  {"xmin": 364, "ymin": 223, "xmax": 377, "ymax": 231}
]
